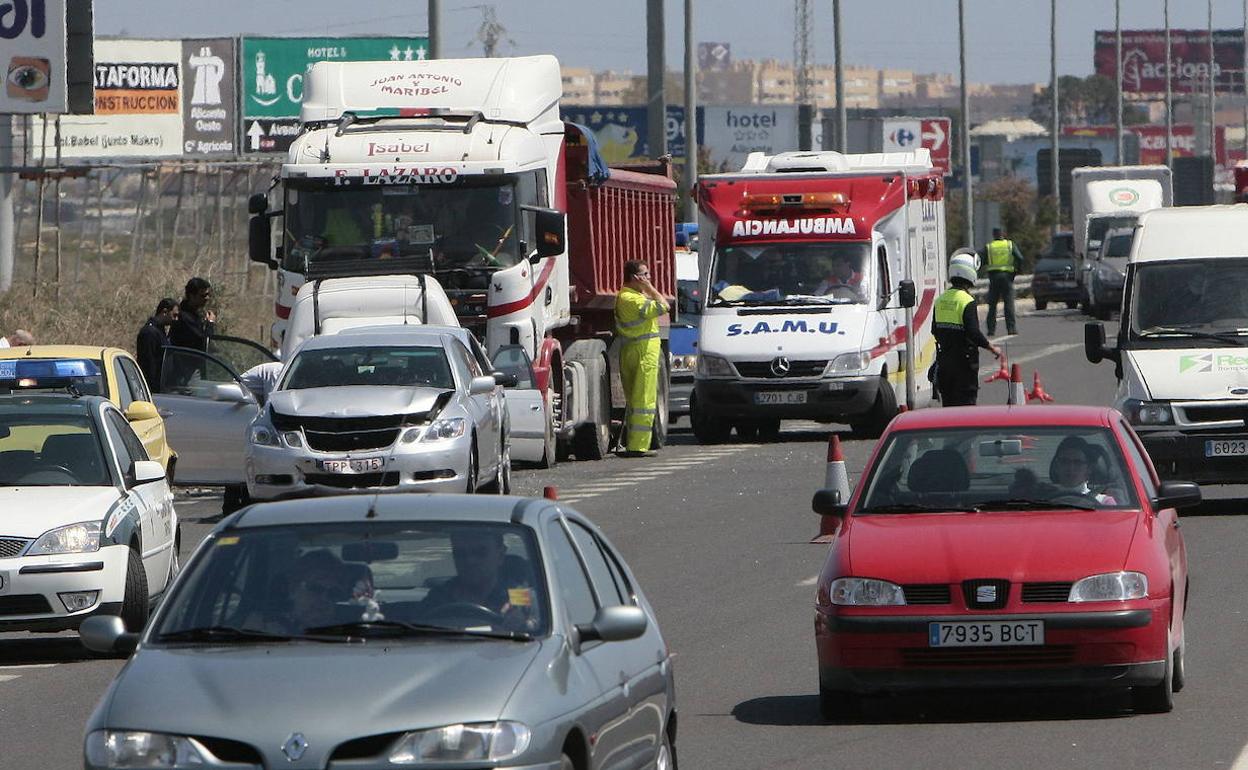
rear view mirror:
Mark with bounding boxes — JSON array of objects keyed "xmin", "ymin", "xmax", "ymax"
[
  {"xmin": 124, "ymin": 401, "xmax": 160, "ymax": 423},
  {"xmin": 131, "ymin": 460, "xmax": 166, "ymax": 486},
  {"xmin": 214, "ymin": 383, "xmax": 252, "ymax": 403},
  {"xmin": 812, "ymin": 489, "xmax": 847, "ymax": 518},
  {"xmin": 79, "ymin": 615, "xmax": 139, "ymax": 656},
  {"xmin": 493, "ymin": 371, "xmax": 520, "ymax": 388},
  {"xmin": 248, "ymin": 214, "xmax": 276, "ymax": 268},
  {"xmin": 341, "ymin": 541, "xmax": 400, "ymax": 562},
  {"xmin": 979, "ymin": 439, "xmax": 1023, "ymax": 457},
  {"xmin": 577, "ymin": 605, "xmax": 648, "ymax": 644},
  {"xmin": 1084, "ymin": 322, "xmax": 1119, "ymax": 365},
  {"xmin": 897, "ymin": 280, "xmax": 916, "ymax": 309},
  {"xmin": 527, "ymin": 206, "xmax": 566, "ymax": 260},
  {"xmin": 468, "ymin": 376, "xmax": 497, "ymax": 396},
  {"xmin": 1154, "ymin": 480, "xmax": 1202, "ymax": 511}
]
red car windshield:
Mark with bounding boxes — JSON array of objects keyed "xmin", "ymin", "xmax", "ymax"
[{"xmin": 859, "ymin": 427, "xmax": 1139, "ymax": 513}]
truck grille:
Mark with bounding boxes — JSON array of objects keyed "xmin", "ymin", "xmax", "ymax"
[
  {"xmin": 1180, "ymin": 404, "xmax": 1248, "ymax": 425},
  {"xmin": 0, "ymin": 537, "xmax": 31, "ymax": 559},
  {"xmin": 902, "ymin": 584, "xmax": 952, "ymax": 605},
  {"xmin": 901, "ymin": 645, "xmax": 1074, "ymax": 668},
  {"xmin": 734, "ymin": 360, "xmax": 827, "ymax": 379},
  {"xmin": 1021, "ymin": 582, "xmax": 1073, "ymax": 603},
  {"xmin": 271, "ymin": 412, "xmax": 426, "ymax": 453}
]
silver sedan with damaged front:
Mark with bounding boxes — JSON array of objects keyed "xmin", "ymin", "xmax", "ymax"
[
  {"xmin": 245, "ymin": 329, "xmax": 510, "ymax": 499},
  {"xmin": 80, "ymin": 494, "xmax": 677, "ymax": 770}
]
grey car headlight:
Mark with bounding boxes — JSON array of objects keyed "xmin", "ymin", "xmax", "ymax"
[
  {"xmin": 1069, "ymin": 571, "xmax": 1148, "ymax": 602},
  {"xmin": 388, "ymin": 721, "xmax": 531, "ymax": 764},
  {"xmin": 29, "ymin": 521, "xmax": 100, "ymax": 555},
  {"xmin": 825, "ymin": 351, "xmax": 872, "ymax": 376},
  {"xmin": 829, "ymin": 577, "xmax": 906, "ymax": 606},
  {"xmin": 85, "ymin": 730, "xmax": 209, "ymax": 768},
  {"xmin": 1124, "ymin": 399, "xmax": 1173, "ymax": 426},
  {"xmin": 249, "ymin": 425, "xmax": 280, "ymax": 447},
  {"xmin": 422, "ymin": 417, "xmax": 467, "ymax": 442},
  {"xmin": 696, "ymin": 354, "xmax": 734, "ymax": 378}
]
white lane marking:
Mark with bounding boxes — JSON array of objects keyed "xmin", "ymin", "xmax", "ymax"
[
  {"xmin": 1230, "ymin": 741, "xmax": 1248, "ymax": 770},
  {"xmin": 978, "ymin": 343, "xmax": 1081, "ymax": 377},
  {"xmin": 0, "ymin": 674, "xmax": 20, "ymax": 683},
  {"xmin": 0, "ymin": 664, "xmax": 56, "ymax": 670},
  {"xmin": 796, "ymin": 575, "xmax": 820, "ymax": 586}
]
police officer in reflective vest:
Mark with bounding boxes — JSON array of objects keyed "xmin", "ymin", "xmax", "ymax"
[
  {"xmin": 932, "ymin": 259, "xmax": 1002, "ymax": 407},
  {"xmin": 615, "ymin": 260, "xmax": 669, "ymax": 457},
  {"xmin": 983, "ymin": 227, "xmax": 1025, "ymax": 336}
]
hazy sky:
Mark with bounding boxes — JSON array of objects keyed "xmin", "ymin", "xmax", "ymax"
[{"xmin": 98, "ymin": 1, "xmax": 1248, "ymax": 84}]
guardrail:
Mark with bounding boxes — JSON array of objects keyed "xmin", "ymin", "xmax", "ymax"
[{"xmin": 972, "ymin": 274, "xmax": 1033, "ymax": 300}]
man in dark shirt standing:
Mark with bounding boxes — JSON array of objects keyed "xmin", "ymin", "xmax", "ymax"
[
  {"xmin": 932, "ymin": 260, "xmax": 1002, "ymax": 406},
  {"xmin": 135, "ymin": 298, "xmax": 178, "ymax": 392},
  {"xmin": 170, "ymin": 277, "xmax": 216, "ymax": 352}
]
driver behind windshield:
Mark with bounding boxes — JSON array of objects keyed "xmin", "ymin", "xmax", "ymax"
[
  {"xmin": 815, "ymin": 254, "xmax": 865, "ymax": 299},
  {"xmin": 1010, "ymin": 436, "xmax": 1118, "ymax": 507},
  {"xmin": 419, "ymin": 530, "xmax": 535, "ymax": 630},
  {"xmin": 248, "ymin": 549, "xmax": 361, "ymax": 634}
]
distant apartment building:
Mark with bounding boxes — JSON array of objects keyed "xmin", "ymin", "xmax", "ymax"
[{"xmin": 561, "ymin": 66, "xmax": 595, "ymax": 104}]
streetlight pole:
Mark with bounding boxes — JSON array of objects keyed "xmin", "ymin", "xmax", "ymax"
[
  {"xmin": 1116, "ymin": 0, "xmax": 1124, "ymax": 165},
  {"xmin": 834, "ymin": 0, "xmax": 847, "ymax": 152},
  {"xmin": 428, "ymin": 0, "xmax": 440, "ymax": 59},
  {"xmin": 684, "ymin": 0, "xmax": 697, "ymax": 218},
  {"xmin": 646, "ymin": 0, "xmax": 667, "ymax": 158},
  {"xmin": 959, "ymin": 0, "xmax": 973, "ymax": 248},
  {"xmin": 1051, "ymin": 0, "xmax": 1060, "ymax": 231},
  {"xmin": 1165, "ymin": 0, "xmax": 1173, "ymax": 166},
  {"xmin": 1209, "ymin": 0, "xmax": 1217, "ymax": 163}
]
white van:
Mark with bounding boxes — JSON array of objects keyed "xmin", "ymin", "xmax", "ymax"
[{"xmin": 1086, "ymin": 205, "xmax": 1248, "ymax": 484}]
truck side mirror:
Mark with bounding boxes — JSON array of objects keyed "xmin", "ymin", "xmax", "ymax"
[
  {"xmin": 528, "ymin": 207, "xmax": 566, "ymax": 260},
  {"xmin": 1084, "ymin": 322, "xmax": 1120, "ymax": 365},
  {"xmin": 248, "ymin": 215, "xmax": 277, "ymax": 268},
  {"xmin": 897, "ymin": 280, "xmax": 916, "ymax": 309},
  {"xmin": 248, "ymin": 193, "xmax": 269, "ymax": 215}
]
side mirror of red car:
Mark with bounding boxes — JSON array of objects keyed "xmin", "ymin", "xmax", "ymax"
[
  {"xmin": 1153, "ymin": 480, "xmax": 1201, "ymax": 511},
  {"xmin": 812, "ymin": 489, "xmax": 848, "ymax": 518}
]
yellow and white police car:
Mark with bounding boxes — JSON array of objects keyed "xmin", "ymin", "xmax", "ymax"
[{"xmin": 0, "ymin": 393, "xmax": 178, "ymax": 634}]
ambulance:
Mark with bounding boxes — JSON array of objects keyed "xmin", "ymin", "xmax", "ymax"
[{"xmin": 691, "ymin": 149, "xmax": 945, "ymax": 442}]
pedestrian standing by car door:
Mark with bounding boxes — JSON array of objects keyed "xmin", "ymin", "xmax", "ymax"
[
  {"xmin": 170, "ymin": 278, "xmax": 216, "ymax": 352},
  {"xmin": 983, "ymin": 227, "xmax": 1025, "ymax": 336},
  {"xmin": 933, "ymin": 260, "xmax": 1001, "ymax": 407},
  {"xmin": 615, "ymin": 260, "xmax": 669, "ymax": 458},
  {"xmin": 136, "ymin": 298, "xmax": 178, "ymax": 393}
]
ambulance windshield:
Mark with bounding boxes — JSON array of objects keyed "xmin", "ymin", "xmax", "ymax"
[{"xmin": 708, "ymin": 242, "xmax": 872, "ymax": 305}]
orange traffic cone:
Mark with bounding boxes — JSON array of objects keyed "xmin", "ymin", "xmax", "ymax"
[
  {"xmin": 984, "ymin": 356, "xmax": 1010, "ymax": 385},
  {"xmin": 1008, "ymin": 364, "xmax": 1026, "ymax": 405},
  {"xmin": 543, "ymin": 486, "xmax": 559, "ymax": 500},
  {"xmin": 813, "ymin": 434, "xmax": 850, "ymax": 544},
  {"xmin": 1027, "ymin": 371, "xmax": 1054, "ymax": 403}
]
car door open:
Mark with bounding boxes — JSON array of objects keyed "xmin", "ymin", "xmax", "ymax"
[{"xmin": 493, "ymin": 345, "xmax": 547, "ymax": 464}]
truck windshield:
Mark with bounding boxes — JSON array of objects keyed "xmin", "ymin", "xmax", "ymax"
[
  {"xmin": 709, "ymin": 242, "xmax": 872, "ymax": 305},
  {"xmin": 283, "ymin": 178, "xmax": 522, "ymax": 274},
  {"xmin": 1086, "ymin": 216, "xmax": 1137, "ymax": 253},
  {"xmin": 1130, "ymin": 258, "xmax": 1248, "ymax": 342}
]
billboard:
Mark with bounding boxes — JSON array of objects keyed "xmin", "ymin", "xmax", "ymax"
[
  {"xmin": 881, "ymin": 116, "xmax": 952, "ymax": 174},
  {"xmin": 34, "ymin": 39, "xmax": 185, "ymax": 160},
  {"xmin": 1065, "ymin": 124, "xmax": 1227, "ymax": 166},
  {"xmin": 561, "ymin": 105, "xmax": 687, "ymax": 163},
  {"xmin": 181, "ymin": 38, "xmax": 237, "ymax": 156},
  {"xmin": 241, "ymin": 36, "xmax": 429, "ymax": 154},
  {"xmin": 0, "ymin": 0, "xmax": 68, "ymax": 112},
  {"xmin": 697, "ymin": 42, "xmax": 731, "ymax": 72},
  {"xmin": 701, "ymin": 106, "xmax": 799, "ymax": 172},
  {"xmin": 1094, "ymin": 29, "xmax": 1246, "ymax": 95}
]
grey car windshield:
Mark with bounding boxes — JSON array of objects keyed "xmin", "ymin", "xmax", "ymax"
[
  {"xmin": 0, "ymin": 413, "xmax": 111, "ymax": 487},
  {"xmin": 156, "ymin": 522, "xmax": 549, "ymax": 640},
  {"xmin": 710, "ymin": 242, "xmax": 872, "ymax": 304},
  {"xmin": 1130, "ymin": 258, "xmax": 1248, "ymax": 338},
  {"xmin": 284, "ymin": 178, "xmax": 523, "ymax": 271},
  {"xmin": 282, "ymin": 346, "xmax": 455, "ymax": 390},
  {"xmin": 859, "ymin": 427, "xmax": 1137, "ymax": 513}
]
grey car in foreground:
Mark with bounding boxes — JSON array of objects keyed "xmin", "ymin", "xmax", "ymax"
[{"xmin": 80, "ymin": 494, "xmax": 677, "ymax": 770}]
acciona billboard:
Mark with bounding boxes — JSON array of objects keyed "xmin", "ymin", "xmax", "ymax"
[{"xmin": 1094, "ymin": 29, "xmax": 1246, "ymax": 95}]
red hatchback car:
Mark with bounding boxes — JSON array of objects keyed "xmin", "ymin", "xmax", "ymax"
[{"xmin": 813, "ymin": 406, "xmax": 1198, "ymax": 719}]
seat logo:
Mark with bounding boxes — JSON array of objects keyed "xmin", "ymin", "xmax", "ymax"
[
  {"xmin": 282, "ymin": 733, "xmax": 309, "ymax": 762},
  {"xmin": 770, "ymin": 356, "xmax": 791, "ymax": 377},
  {"xmin": 975, "ymin": 585, "xmax": 997, "ymax": 603}
]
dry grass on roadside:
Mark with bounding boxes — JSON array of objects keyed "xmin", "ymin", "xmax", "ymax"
[{"xmin": 0, "ymin": 260, "xmax": 274, "ymax": 353}]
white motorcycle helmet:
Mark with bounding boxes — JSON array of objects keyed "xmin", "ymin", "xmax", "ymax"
[
  {"xmin": 950, "ymin": 247, "xmax": 981, "ymax": 272},
  {"xmin": 949, "ymin": 260, "xmax": 978, "ymax": 284}
]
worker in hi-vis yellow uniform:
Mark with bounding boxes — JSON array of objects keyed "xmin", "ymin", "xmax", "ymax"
[{"xmin": 614, "ymin": 259, "xmax": 669, "ymax": 457}]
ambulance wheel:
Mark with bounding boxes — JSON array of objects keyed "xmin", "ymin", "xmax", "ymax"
[
  {"xmin": 851, "ymin": 377, "xmax": 896, "ymax": 439},
  {"xmin": 691, "ymin": 396, "xmax": 731, "ymax": 444}
]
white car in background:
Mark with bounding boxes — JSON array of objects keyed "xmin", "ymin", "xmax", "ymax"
[{"xmin": 0, "ymin": 394, "xmax": 178, "ymax": 634}]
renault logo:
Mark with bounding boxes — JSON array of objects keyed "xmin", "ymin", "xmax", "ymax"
[
  {"xmin": 282, "ymin": 733, "xmax": 309, "ymax": 762},
  {"xmin": 770, "ymin": 356, "xmax": 791, "ymax": 377},
  {"xmin": 975, "ymin": 585, "xmax": 997, "ymax": 603}
]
